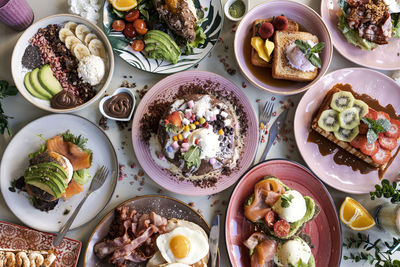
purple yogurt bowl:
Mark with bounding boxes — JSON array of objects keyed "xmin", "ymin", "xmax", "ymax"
[{"xmin": 234, "ymin": 0, "xmax": 333, "ymax": 95}]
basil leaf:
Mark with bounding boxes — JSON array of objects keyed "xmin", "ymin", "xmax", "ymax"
[
  {"xmin": 367, "ymin": 129, "xmax": 378, "ymax": 144},
  {"xmin": 376, "ymin": 119, "xmax": 391, "ymax": 132},
  {"xmin": 310, "ymin": 42, "xmax": 325, "ymax": 53},
  {"xmin": 308, "ymin": 54, "xmax": 322, "ymax": 69},
  {"xmin": 295, "ymin": 40, "xmax": 310, "ymax": 54}
]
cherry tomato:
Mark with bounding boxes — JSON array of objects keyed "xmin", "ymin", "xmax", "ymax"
[
  {"xmin": 123, "ymin": 23, "xmax": 136, "ymax": 39},
  {"xmin": 264, "ymin": 210, "xmax": 277, "ymax": 228},
  {"xmin": 125, "ymin": 10, "xmax": 140, "ymax": 22},
  {"xmin": 131, "ymin": 39, "xmax": 145, "ymax": 52},
  {"xmin": 273, "ymin": 220, "xmax": 290, "ymax": 238},
  {"xmin": 133, "ymin": 19, "xmax": 148, "ymax": 35},
  {"xmin": 112, "ymin": 20, "xmax": 125, "ymax": 32}
]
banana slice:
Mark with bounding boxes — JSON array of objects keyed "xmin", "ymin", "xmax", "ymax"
[
  {"xmin": 88, "ymin": 39, "xmax": 106, "ymax": 60},
  {"xmin": 84, "ymin": 33, "xmax": 98, "ymax": 46},
  {"xmin": 64, "ymin": 21, "xmax": 77, "ymax": 33},
  {"xmin": 73, "ymin": 44, "xmax": 91, "ymax": 61},
  {"xmin": 65, "ymin": 36, "xmax": 82, "ymax": 50},
  {"xmin": 59, "ymin": 28, "xmax": 74, "ymax": 43},
  {"xmin": 75, "ymin": 24, "xmax": 91, "ymax": 42}
]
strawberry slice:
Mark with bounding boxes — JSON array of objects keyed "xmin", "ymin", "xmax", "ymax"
[
  {"xmin": 385, "ymin": 119, "xmax": 400, "ymax": 139},
  {"xmin": 350, "ymin": 135, "xmax": 366, "ymax": 149},
  {"xmin": 379, "ymin": 135, "xmax": 397, "ymax": 151},
  {"xmin": 376, "ymin": 111, "xmax": 390, "ymax": 121},
  {"xmin": 359, "ymin": 123, "xmax": 368, "ymax": 135},
  {"xmin": 364, "ymin": 108, "xmax": 378, "ymax": 120},
  {"xmin": 372, "ymin": 148, "xmax": 391, "ymax": 165},
  {"xmin": 166, "ymin": 111, "xmax": 182, "ymax": 127},
  {"xmin": 360, "ymin": 139, "xmax": 379, "ymax": 156}
]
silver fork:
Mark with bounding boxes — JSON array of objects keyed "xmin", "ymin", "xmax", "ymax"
[
  {"xmin": 259, "ymin": 101, "xmax": 274, "ymax": 140},
  {"xmin": 53, "ymin": 166, "xmax": 109, "ymax": 246}
]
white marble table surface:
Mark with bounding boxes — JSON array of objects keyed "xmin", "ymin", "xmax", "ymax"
[{"xmin": 0, "ymin": 0, "xmax": 398, "ymax": 266}]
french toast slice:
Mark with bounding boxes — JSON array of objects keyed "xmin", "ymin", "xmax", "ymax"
[
  {"xmin": 251, "ymin": 19, "xmax": 299, "ymax": 68},
  {"xmin": 311, "ymin": 86, "xmax": 399, "ymax": 171},
  {"xmin": 272, "ymin": 31, "xmax": 318, "ymax": 82}
]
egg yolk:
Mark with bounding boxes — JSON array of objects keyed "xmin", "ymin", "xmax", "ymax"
[{"xmin": 170, "ymin": 235, "xmax": 191, "ymax": 259}]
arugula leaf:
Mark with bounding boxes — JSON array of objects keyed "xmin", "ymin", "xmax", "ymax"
[
  {"xmin": 310, "ymin": 42, "xmax": 325, "ymax": 53},
  {"xmin": 338, "ymin": 0, "xmax": 350, "ymax": 12},
  {"xmin": 391, "ymin": 13, "xmax": 400, "ymax": 38},
  {"xmin": 112, "ymin": 8, "xmax": 125, "ymax": 19},
  {"xmin": 294, "ymin": 40, "xmax": 324, "ymax": 68},
  {"xmin": 188, "ymin": 24, "xmax": 206, "ymax": 50},
  {"xmin": 183, "ymin": 146, "xmax": 201, "ymax": 168}
]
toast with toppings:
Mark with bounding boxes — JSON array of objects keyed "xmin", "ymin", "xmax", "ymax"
[
  {"xmin": 272, "ymin": 31, "xmax": 319, "ymax": 82},
  {"xmin": 311, "ymin": 84, "xmax": 400, "ymax": 172},
  {"xmin": 251, "ymin": 19, "xmax": 299, "ymax": 67}
]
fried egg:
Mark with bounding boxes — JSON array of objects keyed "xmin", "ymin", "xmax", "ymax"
[
  {"xmin": 160, "ymin": 263, "xmax": 191, "ymax": 267},
  {"xmin": 156, "ymin": 226, "xmax": 209, "ymax": 265}
]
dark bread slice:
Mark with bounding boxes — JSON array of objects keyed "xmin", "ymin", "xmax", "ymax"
[
  {"xmin": 311, "ymin": 86, "xmax": 399, "ymax": 171},
  {"xmin": 272, "ymin": 31, "xmax": 318, "ymax": 82},
  {"xmin": 251, "ymin": 19, "xmax": 299, "ymax": 68}
]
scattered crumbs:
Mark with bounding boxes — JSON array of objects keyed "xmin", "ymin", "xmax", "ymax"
[
  {"xmin": 194, "ymin": 64, "xmax": 199, "ymax": 69},
  {"xmin": 137, "ymin": 85, "xmax": 149, "ymax": 99},
  {"xmin": 272, "ymin": 111, "xmax": 277, "ymax": 117},
  {"xmin": 123, "ymin": 75, "xmax": 127, "ymax": 78},
  {"xmin": 117, "ymin": 121, "xmax": 130, "ymax": 131},
  {"xmin": 256, "ymin": 99, "xmax": 261, "ymax": 103},
  {"xmin": 157, "ymin": 189, "xmax": 163, "ymax": 193},
  {"xmin": 130, "ymin": 181, "xmax": 134, "ymax": 185},
  {"xmin": 137, "ymin": 187, "xmax": 143, "ymax": 191},
  {"xmin": 222, "ymin": 200, "xmax": 227, "ymax": 206},
  {"xmin": 208, "ymin": 52, "xmax": 212, "ymax": 58},
  {"xmin": 134, "ymin": 175, "xmax": 138, "ymax": 181},
  {"xmin": 129, "ymin": 75, "xmax": 132, "ymax": 78},
  {"xmin": 138, "ymin": 169, "xmax": 144, "ymax": 176},
  {"xmin": 58, "ymin": 221, "xmax": 61, "ymax": 224},
  {"xmin": 227, "ymin": 68, "xmax": 236, "ymax": 75},
  {"xmin": 63, "ymin": 209, "xmax": 70, "ymax": 215},
  {"xmin": 121, "ymin": 80, "xmax": 136, "ymax": 88},
  {"xmin": 260, "ymin": 136, "xmax": 265, "ymax": 143},
  {"xmin": 8, "ymin": 187, "xmax": 15, "ymax": 192},
  {"xmin": 188, "ymin": 202, "xmax": 195, "ymax": 207},
  {"xmin": 118, "ymin": 164, "xmax": 126, "ymax": 181},
  {"xmin": 197, "ymin": 209, "xmax": 203, "ymax": 214},
  {"xmin": 242, "ymin": 82, "xmax": 247, "ymax": 88},
  {"xmin": 271, "ymin": 96, "xmax": 276, "ymax": 101},
  {"xmin": 116, "ymin": 194, "xmax": 119, "ymax": 198},
  {"xmin": 140, "ymin": 178, "xmax": 145, "ymax": 186},
  {"xmin": 398, "ymin": 52, "xmax": 400, "ymax": 56},
  {"xmin": 99, "ymin": 116, "xmax": 109, "ymax": 130},
  {"xmin": 130, "ymin": 163, "xmax": 136, "ymax": 169}
]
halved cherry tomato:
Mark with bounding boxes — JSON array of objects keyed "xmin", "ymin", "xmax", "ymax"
[
  {"xmin": 360, "ymin": 140, "xmax": 379, "ymax": 156},
  {"xmin": 264, "ymin": 210, "xmax": 277, "ymax": 228},
  {"xmin": 131, "ymin": 39, "xmax": 145, "ymax": 52},
  {"xmin": 133, "ymin": 19, "xmax": 148, "ymax": 35},
  {"xmin": 372, "ymin": 147, "xmax": 391, "ymax": 165},
  {"xmin": 112, "ymin": 20, "xmax": 125, "ymax": 32},
  {"xmin": 123, "ymin": 23, "xmax": 136, "ymax": 39},
  {"xmin": 379, "ymin": 135, "xmax": 397, "ymax": 151},
  {"xmin": 273, "ymin": 220, "xmax": 290, "ymax": 238},
  {"xmin": 350, "ymin": 135, "xmax": 366, "ymax": 149},
  {"xmin": 364, "ymin": 108, "xmax": 378, "ymax": 121},
  {"xmin": 125, "ymin": 10, "xmax": 140, "ymax": 22},
  {"xmin": 385, "ymin": 119, "xmax": 400, "ymax": 139}
]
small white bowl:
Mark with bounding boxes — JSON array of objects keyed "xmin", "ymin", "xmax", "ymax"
[
  {"xmin": 99, "ymin": 87, "xmax": 136, "ymax": 122},
  {"xmin": 224, "ymin": 0, "xmax": 248, "ymax": 22}
]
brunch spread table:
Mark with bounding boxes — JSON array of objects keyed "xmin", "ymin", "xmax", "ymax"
[{"xmin": 0, "ymin": 0, "xmax": 399, "ymax": 266}]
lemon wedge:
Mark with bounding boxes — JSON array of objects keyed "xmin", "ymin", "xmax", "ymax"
[
  {"xmin": 111, "ymin": 0, "xmax": 137, "ymax": 11},
  {"xmin": 339, "ymin": 197, "xmax": 376, "ymax": 231}
]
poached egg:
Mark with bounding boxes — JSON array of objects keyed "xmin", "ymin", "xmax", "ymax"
[
  {"xmin": 272, "ymin": 190, "xmax": 307, "ymax": 223},
  {"xmin": 274, "ymin": 238, "xmax": 312, "ymax": 266}
]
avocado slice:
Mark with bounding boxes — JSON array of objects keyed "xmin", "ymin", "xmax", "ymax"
[
  {"xmin": 144, "ymin": 30, "xmax": 181, "ymax": 64},
  {"xmin": 25, "ymin": 178, "xmax": 62, "ymax": 198},
  {"xmin": 29, "ymin": 68, "xmax": 53, "ymax": 99},
  {"xmin": 27, "ymin": 162, "xmax": 68, "ymax": 180},
  {"xmin": 24, "ymin": 72, "xmax": 48, "ymax": 100},
  {"xmin": 38, "ymin": 64, "xmax": 62, "ymax": 96},
  {"xmin": 25, "ymin": 168, "xmax": 68, "ymax": 189},
  {"xmin": 73, "ymin": 169, "xmax": 90, "ymax": 185}
]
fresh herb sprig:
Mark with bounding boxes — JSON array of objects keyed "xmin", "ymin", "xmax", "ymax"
[
  {"xmin": 343, "ymin": 233, "xmax": 400, "ymax": 266},
  {"xmin": 0, "ymin": 80, "xmax": 18, "ymax": 136},
  {"xmin": 362, "ymin": 117, "xmax": 391, "ymax": 144},
  {"xmin": 294, "ymin": 40, "xmax": 325, "ymax": 69},
  {"xmin": 370, "ymin": 179, "xmax": 400, "ymax": 203},
  {"xmin": 281, "ymin": 194, "xmax": 294, "ymax": 208}
]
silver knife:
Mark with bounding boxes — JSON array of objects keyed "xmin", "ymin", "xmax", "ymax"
[
  {"xmin": 209, "ymin": 215, "xmax": 220, "ymax": 267},
  {"xmin": 258, "ymin": 109, "xmax": 289, "ymax": 163}
]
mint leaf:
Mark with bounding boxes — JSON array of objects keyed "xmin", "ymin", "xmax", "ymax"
[
  {"xmin": 294, "ymin": 40, "xmax": 310, "ymax": 54},
  {"xmin": 361, "ymin": 117, "xmax": 374, "ymax": 128},
  {"xmin": 184, "ymin": 146, "xmax": 201, "ymax": 168},
  {"xmin": 310, "ymin": 42, "xmax": 325, "ymax": 53},
  {"xmin": 367, "ymin": 129, "xmax": 378, "ymax": 144},
  {"xmin": 308, "ymin": 54, "xmax": 322, "ymax": 69},
  {"xmin": 295, "ymin": 40, "xmax": 325, "ymax": 68},
  {"xmin": 376, "ymin": 119, "xmax": 391, "ymax": 132},
  {"xmin": 165, "ymin": 123, "xmax": 179, "ymax": 134}
]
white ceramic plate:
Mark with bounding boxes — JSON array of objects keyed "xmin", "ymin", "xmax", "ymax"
[{"xmin": 0, "ymin": 114, "xmax": 118, "ymax": 232}]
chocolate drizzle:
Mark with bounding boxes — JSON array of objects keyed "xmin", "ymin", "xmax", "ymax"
[
  {"xmin": 50, "ymin": 91, "xmax": 79, "ymax": 109},
  {"xmin": 103, "ymin": 92, "xmax": 133, "ymax": 119}
]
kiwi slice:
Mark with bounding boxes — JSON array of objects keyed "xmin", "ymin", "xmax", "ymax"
[
  {"xmin": 318, "ymin": 109, "xmax": 339, "ymax": 132},
  {"xmin": 334, "ymin": 126, "xmax": 359, "ymax": 142},
  {"xmin": 352, "ymin": 99, "xmax": 369, "ymax": 118},
  {"xmin": 330, "ymin": 91, "xmax": 355, "ymax": 112},
  {"xmin": 339, "ymin": 107, "xmax": 360, "ymax": 129}
]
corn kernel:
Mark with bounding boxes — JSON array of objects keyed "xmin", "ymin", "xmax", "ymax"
[
  {"xmin": 184, "ymin": 125, "xmax": 190, "ymax": 132},
  {"xmin": 199, "ymin": 117, "xmax": 206, "ymax": 124},
  {"xmin": 194, "ymin": 121, "xmax": 199, "ymax": 125},
  {"xmin": 173, "ymin": 136, "xmax": 178, "ymax": 141},
  {"xmin": 218, "ymin": 129, "xmax": 224, "ymax": 135},
  {"xmin": 178, "ymin": 134, "xmax": 183, "ymax": 140},
  {"xmin": 190, "ymin": 124, "xmax": 196, "ymax": 130},
  {"xmin": 260, "ymin": 122, "xmax": 265, "ymax": 130}
]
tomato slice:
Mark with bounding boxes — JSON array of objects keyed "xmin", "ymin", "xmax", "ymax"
[
  {"xmin": 112, "ymin": 20, "xmax": 125, "ymax": 32},
  {"xmin": 264, "ymin": 210, "xmax": 277, "ymax": 228},
  {"xmin": 133, "ymin": 19, "xmax": 148, "ymax": 35},
  {"xmin": 131, "ymin": 39, "xmax": 145, "ymax": 52},
  {"xmin": 273, "ymin": 220, "xmax": 290, "ymax": 238},
  {"xmin": 125, "ymin": 10, "xmax": 139, "ymax": 22}
]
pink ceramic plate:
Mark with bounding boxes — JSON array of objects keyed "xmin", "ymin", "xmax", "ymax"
[
  {"xmin": 321, "ymin": 0, "xmax": 400, "ymax": 70},
  {"xmin": 225, "ymin": 159, "xmax": 342, "ymax": 267},
  {"xmin": 295, "ymin": 68, "xmax": 400, "ymax": 194},
  {"xmin": 131, "ymin": 71, "xmax": 258, "ymax": 196},
  {"xmin": 0, "ymin": 221, "xmax": 81, "ymax": 267},
  {"xmin": 234, "ymin": 0, "xmax": 333, "ymax": 95}
]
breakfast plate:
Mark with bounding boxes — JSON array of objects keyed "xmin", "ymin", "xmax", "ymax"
[
  {"xmin": 131, "ymin": 70, "xmax": 258, "ymax": 196},
  {"xmin": 321, "ymin": 0, "xmax": 400, "ymax": 70},
  {"xmin": 0, "ymin": 220, "xmax": 81, "ymax": 267},
  {"xmin": 225, "ymin": 159, "xmax": 342, "ymax": 267},
  {"xmin": 295, "ymin": 68, "xmax": 400, "ymax": 194},
  {"xmin": 0, "ymin": 114, "xmax": 118, "ymax": 232},
  {"xmin": 84, "ymin": 195, "xmax": 220, "ymax": 266},
  {"xmin": 103, "ymin": 0, "xmax": 223, "ymax": 74},
  {"xmin": 234, "ymin": 0, "xmax": 333, "ymax": 95}
]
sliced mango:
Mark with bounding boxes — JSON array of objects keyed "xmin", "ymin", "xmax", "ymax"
[
  {"xmin": 251, "ymin": 37, "xmax": 271, "ymax": 62},
  {"xmin": 264, "ymin": 39, "xmax": 275, "ymax": 58}
]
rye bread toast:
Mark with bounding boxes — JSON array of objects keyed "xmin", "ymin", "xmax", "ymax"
[
  {"xmin": 311, "ymin": 86, "xmax": 399, "ymax": 171},
  {"xmin": 251, "ymin": 19, "xmax": 299, "ymax": 68},
  {"xmin": 272, "ymin": 31, "xmax": 319, "ymax": 82}
]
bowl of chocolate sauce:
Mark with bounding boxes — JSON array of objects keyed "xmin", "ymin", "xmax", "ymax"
[{"xmin": 99, "ymin": 87, "xmax": 135, "ymax": 121}]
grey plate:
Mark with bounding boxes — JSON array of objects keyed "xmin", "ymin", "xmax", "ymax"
[{"xmin": 84, "ymin": 195, "xmax": 220, "ymax": 266}]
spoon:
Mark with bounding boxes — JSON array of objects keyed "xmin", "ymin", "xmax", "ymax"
[{"xmin": 224, "ymin": 0, "xmax": 249, "ymax": 22}]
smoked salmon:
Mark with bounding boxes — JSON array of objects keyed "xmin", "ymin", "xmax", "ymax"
[
  {"xmin": 47, "ymin": 135, "xmax": 91, "ymax": 170},
  {"xmin": 62, "ymin": 179, "xmax": 83, "ymax": 199},
  {"xmin": 244, "ymin": 178, "xmax": 285, "ymax": 222},
  {"xmin": 244, "ymin": 232, "xmax": 277, "ymax": 267}
]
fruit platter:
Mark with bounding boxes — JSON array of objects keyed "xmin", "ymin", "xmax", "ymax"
[{"xmin": 1, "ymin": 0, "xmax": 400, "ymax": 267}]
